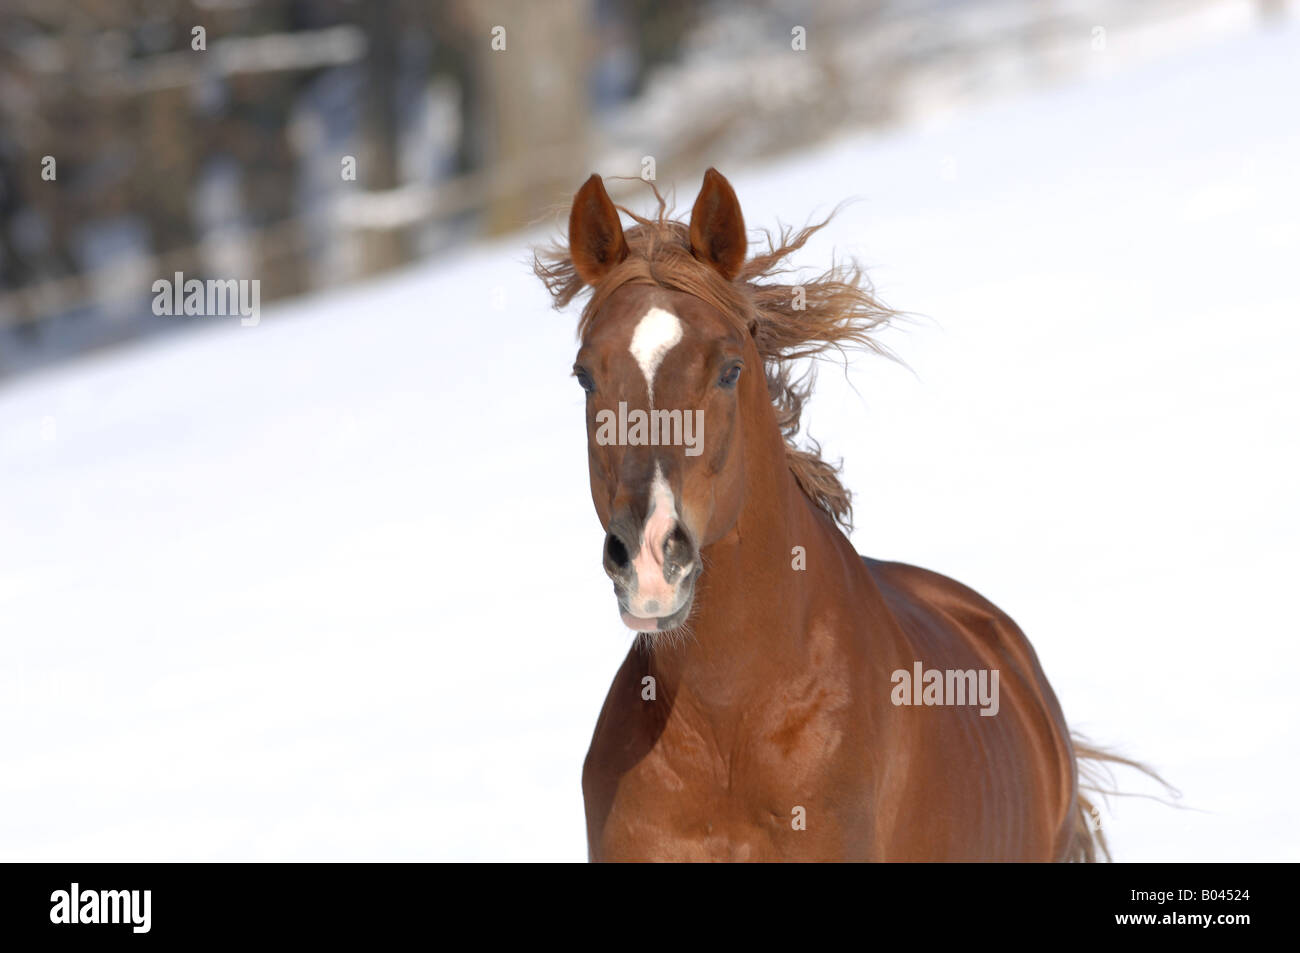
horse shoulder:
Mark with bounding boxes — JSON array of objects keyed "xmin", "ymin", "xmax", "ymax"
[{"xmin": 860, "ymin": 556, "xmax": 1078, "ymax": 857}]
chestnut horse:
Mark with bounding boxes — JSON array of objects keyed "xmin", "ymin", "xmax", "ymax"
[{"xmin": 536, "ymin": 168, "xmax": 1126, "ymax": 862}]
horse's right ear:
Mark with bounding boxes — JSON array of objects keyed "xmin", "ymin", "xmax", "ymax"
[{"xmin": 568, "ymin": 174, "xmax": 628, "ymax": 286}]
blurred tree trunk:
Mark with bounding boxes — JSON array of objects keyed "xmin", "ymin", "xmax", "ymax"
[
  {"xmin": 458, "ymin": 0, "xmax": 590, "ymax": 235},
  {"xmin": 360, "ymin": 0, "xmax": 407, "ymax": 274}
]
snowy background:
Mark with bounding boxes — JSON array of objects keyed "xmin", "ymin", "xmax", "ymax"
[{"xmin": 2, "ymin": 10, "xmax": 1298, "ymax": 860}]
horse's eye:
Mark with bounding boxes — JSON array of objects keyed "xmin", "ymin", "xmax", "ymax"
[
  {"xmin": 719, "ymin": 362, "xmax": 743, "ymax": 388},
  {"xmin": 574, "ymin": 367, "xmax": 595, "ymax": 393}
]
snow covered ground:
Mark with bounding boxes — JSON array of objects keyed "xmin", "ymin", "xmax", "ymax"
[{"xmin": 2, "ymin": 16, "xmax": 1297, "ymax": 861}]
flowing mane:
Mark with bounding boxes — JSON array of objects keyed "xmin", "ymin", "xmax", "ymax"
[{"xmin": 534, "ymin": 180, "xmax": 897, "ymax": 530}]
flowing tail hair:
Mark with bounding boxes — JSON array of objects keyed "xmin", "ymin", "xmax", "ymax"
[{"xmin": 1067, "ymin": 736, "xmax": 1181, "ymax": 862}]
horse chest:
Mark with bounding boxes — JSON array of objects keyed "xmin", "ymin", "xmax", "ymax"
[{"xmin": 587, "ymin": 705, "xmax": 860, "ymax": 861}]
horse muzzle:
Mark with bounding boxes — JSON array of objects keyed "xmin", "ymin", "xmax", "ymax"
[{"xmin": 603, "ymin": 518, "xmax": 699, "ymax": 632}]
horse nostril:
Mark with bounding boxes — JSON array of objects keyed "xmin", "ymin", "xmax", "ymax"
[
  {"xmin": 662, "ymin": 525, "xmax": 696, "ymax": 582},
  {"xmin": 605, "ymin": 532, "xmax": 631, "ymax": 572}
]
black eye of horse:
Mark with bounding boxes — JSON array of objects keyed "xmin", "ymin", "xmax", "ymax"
[
  {"xmin": 719, "ymin": 362, "xmax": 743, "ymax": 388},
  {"xmin": 574, "ymin": 367, "xmax": 595, "ymax": 393}
]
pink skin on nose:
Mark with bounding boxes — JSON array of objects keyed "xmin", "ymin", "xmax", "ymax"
[{"xmin": 625, "ymin": 472, "xmax": 679, "ymax": 619}]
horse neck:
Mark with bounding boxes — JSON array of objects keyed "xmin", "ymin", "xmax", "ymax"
[{"xmin": 648, "ymin": 384, "xmax": 853, "ymax": 711}]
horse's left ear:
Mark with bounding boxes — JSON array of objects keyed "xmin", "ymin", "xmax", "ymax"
[{"xmin": 689, "ymin": 168, "xmax": 746, "ymax": 281}]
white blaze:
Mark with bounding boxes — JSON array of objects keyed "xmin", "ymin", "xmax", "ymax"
[
  {"xmin": 628, "ymin": 306, "xmax": 682, "ymax": 407},
  {"xmin": 628, "ymin": 463, "xmax": 681, "ymax": 617}
]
